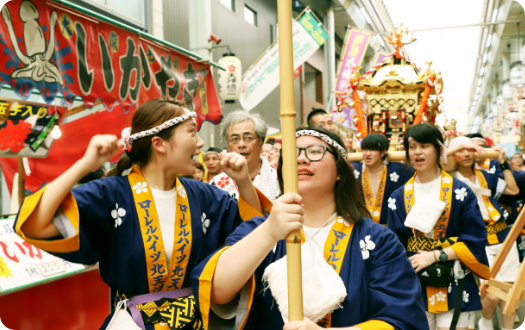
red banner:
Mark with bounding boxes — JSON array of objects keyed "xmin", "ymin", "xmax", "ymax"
[{"xmin": 0, "ymin": 0, "xmax": 221, "ymax": 130}]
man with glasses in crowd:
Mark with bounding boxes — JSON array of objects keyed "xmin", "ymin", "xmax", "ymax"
[{"xmin": 210, "ymin": 110, "xmax": 280, "ymax": 202}]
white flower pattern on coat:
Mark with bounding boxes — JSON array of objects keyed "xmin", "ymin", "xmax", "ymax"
[
  {"xmin": 132, "ymin": 181, "xmax": 148, "ymax": 194},
  {"xmin": 455, "ymin": 187, "xmax": 468, "ymax": 202},
  {"xmin": 372, "ymin": 210, "xmax": 380, "ymax": 218},
  {"xmin": 354, "ymin": 169, "xmax": 360, "ymax": 179},
  {"xmin": 442, "ymin": 176, "xmax": 452, "ymax": 184},
  {"xmin": 429, "ymin": 295, "xmax": 436, "ymax": 306},
  {"xmin": 177, "ymin": 185, "xmax": 187, "ymax": 198},
  {"xmin": 359, "ymin": 235, "xmax": 376, "ymax": 260},
  {"xmin": 405, "ymin": 183, "xmax": 413, "ymax": 192},
  {"xmin": 111, "ymin": 203, "xmax": 126, "ymax": 227},
  {"xmin": 463, "ymin": 291, "xmax": 469, "ymax": 303},
  {"xmin": 436, "ymin": 291, "xmax": 446, "ymax": 302},
  {"xmin": 388, "ymin": 197, "xmax": 396, "ymax": 210},
  {"xmin": 390, "ymin": 172, "xmax": 399, "ymax": 182},
  {"xmin": 201, "ymin": 213, "xmax": 210, "ymax": 234}
]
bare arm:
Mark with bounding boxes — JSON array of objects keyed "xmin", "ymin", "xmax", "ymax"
[
  {"xmin": 211, "ymin": 193, "xmax": 303, "ymax": 305},
  {"xmin": 21, "ymin": 135, "xmax": 123, "ymax": 239},
  {"xmin": 492, "ymin": 147, "xmax": 520, "ymax": 196}
]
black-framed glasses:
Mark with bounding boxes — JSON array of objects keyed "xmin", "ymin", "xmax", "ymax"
[{"xmin": 280, "ymin": 145, "xmax": 335, "ymax": 162}]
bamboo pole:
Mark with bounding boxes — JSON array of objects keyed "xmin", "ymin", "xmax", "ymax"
[
  {"xmin": 347, "ymin": 149, "xmax": 499, "ymax": 162},
  {"xmin": 277, "ymin": 0, "xmax": 303, "ymax": 322},
  {"xmin": 17, "ymin": 158, "xmax": 25, "ymax": 205}
]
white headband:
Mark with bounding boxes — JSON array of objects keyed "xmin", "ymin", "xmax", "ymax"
[
  {"xmin": 296, "ymin": 130, "xmax": 347, "ymax": 159},
  {"xmin": 122, "ymin": 112, "xmax": 197, "ymax": 149}
]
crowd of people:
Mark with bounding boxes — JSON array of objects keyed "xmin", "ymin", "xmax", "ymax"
[{"xmin": 12, "ymin": 99, "xmax": 525, "ymax": 330}]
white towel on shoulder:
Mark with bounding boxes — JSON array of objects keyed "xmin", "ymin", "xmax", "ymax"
[
  {"xmin": 262, "ymin": 239, "xmax": 347, "ymax": 323},
  {"xmin": 404, "ymin": 196, "xmax": 446, "ymax": 237}
]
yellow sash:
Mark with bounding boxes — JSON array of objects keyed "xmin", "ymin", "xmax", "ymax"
[
  {"xmin": 404, "ymin": 171, "xmax": 453, "ymax": 313},
  {"xmin": 128, "ymin": 166, "xmax": 192, "ymax": 293},
  {"xmin": 361, "ymin": 165, "xmax": 387, "ymax": 223},
  {"xmin": 315, "ymin": 217, "xmax": 355, "ymax": 327},
  {"xmin": 474, "ymin": 170, "xmax": 501, "ymax": 222},
  {"xmin": 482, "ymin": 158, "xmax": 491, "ymax": 171}
]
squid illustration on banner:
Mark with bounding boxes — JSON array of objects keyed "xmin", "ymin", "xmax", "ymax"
[{"xmin": 0, "ymin": 0, "xmax": 221, "ymax": 130}]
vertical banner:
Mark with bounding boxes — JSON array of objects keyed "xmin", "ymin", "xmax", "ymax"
[
  {"xmin": 334, "ymin": 29, "xmax": 371, "ymax": 95},
  {"xmin": 238, "ymin": 10, "xmax": 329, "ymax": 111},
  {"xmin": 372, "ymin": 51, "xmax": 389, "ymax": 66}
]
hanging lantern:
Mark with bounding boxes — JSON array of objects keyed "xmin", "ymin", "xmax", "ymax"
[
  {"xmin": 217, "ymin": 54, "xmax": 242, "ymax": 102},
  {"xmin": 510, "ymin": 63, "xmax": 525, "ymax": 87},
  {"xmin": 502, "ymin": 82, "xmax": 513, "ymax": 100}
]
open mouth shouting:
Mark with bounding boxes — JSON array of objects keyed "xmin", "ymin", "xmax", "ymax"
[{"xmin": 414, "ymin": 157, "xmax": 425, "ymax": 167}]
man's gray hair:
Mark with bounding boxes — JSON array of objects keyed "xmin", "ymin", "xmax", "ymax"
[{"xmin": 221, "ymin": 110, "xmax": 268, "ymax": 144}]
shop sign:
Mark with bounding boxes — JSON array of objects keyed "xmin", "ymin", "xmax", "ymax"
[
  {"xmin": 0, "ymin": 97, "xmax": 67, "ymax": 157},
  {"xmin": 239, "ymin": 10, "xmax": 329, "ymax": 111},
  {"xmin": 0, "ymin": 0, "xmax": 221, "ymax": 129},
  {"xmin": 0, "ymin": 218, "xmax": 85, "ymax": 293}
]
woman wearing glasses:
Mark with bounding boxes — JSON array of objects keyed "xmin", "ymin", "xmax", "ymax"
[
  {"xmin": 387, "ymin": 124, "xmax": 490, "ymax": 330},
  {"xmin": 192, "ymin": 126, "xmax": 428, "ymax": 330}
]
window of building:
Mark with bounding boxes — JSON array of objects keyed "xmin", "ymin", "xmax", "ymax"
[
  {"xmin": 84, "ymin": 0, "xmax": 145, "ymax": 27},
  {"xmin": 219, "ymin": 0, "xmax": 235, "ymax": 11},
  {"xmin": 244, "ymin": 5, "xmax": 257, "ymax": 27}
]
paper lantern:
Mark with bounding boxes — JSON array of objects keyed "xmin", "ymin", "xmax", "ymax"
[
  {"xmin": 502, "ymin": 82, "xmax": 513, "ymax": 100},
  {"xmin": 217, "ymin": 55, "xmax": 242, "ymax": 101},
  {"xmin": 510, "ymin": 64, "xmax": 525, "ymax": 87}
]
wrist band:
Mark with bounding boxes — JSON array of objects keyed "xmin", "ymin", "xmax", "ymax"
[
  {"xmin": 500, "ymin": 161, "xmax": 510, "ymax": 171},
  {"xmin": 433, "ymin": 250, "xmax": 438, "ymax": 262}
]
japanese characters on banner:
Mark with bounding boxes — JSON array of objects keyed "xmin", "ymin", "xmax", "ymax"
[
  {"xmin": 0, "ymin": 97, "xmax": 67, "ymax": 157},
  {"xmin": 217, "ymin": 55, "xmax": 242, "ymax": 101},
  {"xmin": 238, "ymin": 10, "xmax": 329, "ymax": 111},
  {"xmin": 0, "ymin": 218, "xmax": 85, "ymax": 293},
  {"xmin": 0, "ymin": 0, "xmax": 221, "ymax": 130},
  {"xmin": 334, "ymin": 29, "xmax": 371, "ymax": 95}
]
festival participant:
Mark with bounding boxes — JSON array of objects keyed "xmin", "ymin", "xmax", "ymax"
[
  {"xmin": 203, "ymin": 147, "xmax": 222, "ymax": 184},
  {"xmin": 194, "ymin": 162, "xmax": 205, "ymax": 181},
  {"xmin": 510, "ymin": 153, "xmax": 525, "ymax": 171},
  {"xmin": 261, "ymin": 142, "xmax": 273, "ymax": 160},
  {"xmin": 466, "ymin": 133, "xmax": 503, "ymax": 178},
  {"xmin": 351, "ymin": 133, "xmax": 415, "ymax": 225},
  {"xmin": 446, "ymin": 136, "xmax": 521, "ymax": 330},
  {"xmin": 193, "ymin": 126, "xmax": 429, "ymax": 330},
  {"xmin": 307, "ymin": 108, "xmax": 336, "ymax": 133},
  {"xmin": 268, "ymin": 138, "xmax": 282, "ymax": 162},
  {"xmin": 387, "ymin": 124, "xmax": 490, "ymax": 330},
  {"xmin": 13, "ymin": 98, "xmax": 267, "ymax": 330},
  {"xmin": 213, "ymin": 110, "xmax": 280, "ymax": 201}
]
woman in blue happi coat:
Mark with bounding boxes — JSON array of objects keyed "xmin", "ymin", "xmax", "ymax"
[
  {"xmin": 13, "ymin": 98, "xmax": 269, "ymax": 330},
  {"xmin": 192, "ymin": 127, "xmax": 428, "ymax": 330}
]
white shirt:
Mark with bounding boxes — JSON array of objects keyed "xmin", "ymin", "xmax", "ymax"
[
  {"xmin": 413, "ymin": 174, "xmax": 442, "ymax": 238},
  {"xmin": 150, "ymin": 186, "xmax": 177, "ymax": 267},
  {"xmin": 303, "ymin": 223, "xmax": 332, "ymax": 252}
]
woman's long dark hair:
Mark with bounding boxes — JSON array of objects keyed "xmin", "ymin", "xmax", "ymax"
[
  {"xmin": 277, "ymin": 126, "xmax": 370, "ymax": 224},
  {"xmin": 403, "ymin": 123, "xmax": 444, "ymax": 168},
  {"xmin": 106, "ymin": 98, "xmax": 188, "ymax": 177}
]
